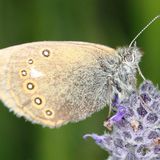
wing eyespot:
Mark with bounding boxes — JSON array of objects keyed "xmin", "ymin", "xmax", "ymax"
[
  {"xmin": 42, "ymin": 49, "xmax": 50, "ymax": 57},
  {"xmin": 28, "ymin": 59, "xmax": 34, "ymax": 64},
  {"xmin": 21, "ymin": 70, "xmax": 27, "ymax": 76},
  {"xmin": 34, "ymin": 97, "xmax": 42, "ymax": 105},
  {"xmin": 26, "ymin": 82, "xmax": 35, "ymax": 90},
  {"xmin": 44, "ymin": 109, "xmax": 55, "ymax": 118},
  {"xmin": 23, "ymin": 79, "xmax": 38, "ymax": 94},
  {"xmin": 19, "ymin": 69, "xmax": 30, "ymax": 78},
  {"xmin": 31, "ymin": 95, "xmax": 46, "ymax": 109}
]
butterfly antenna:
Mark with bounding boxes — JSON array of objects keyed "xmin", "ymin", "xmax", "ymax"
[
  {"xmin": 129, "ymin": 15, "xmax": 160, "ymax": 80},
  {"xmin": 129, "ymin": 15, "xmax": 160, "ymax": 47}
]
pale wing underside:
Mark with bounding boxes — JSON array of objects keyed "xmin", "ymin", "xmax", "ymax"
[{"xmin": 0, "ymin": 41, "xmax": 116, "ymax": 128}]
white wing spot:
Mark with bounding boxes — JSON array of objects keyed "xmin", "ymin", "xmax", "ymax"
[
  {"xmin": 21, "ymin": 70, "xmax": 27, "ymax": 76},
  {"xmin": 34, "ymin": 97, "xmax": 42, "ymax": 105},
  {"xmin": 44, "ymin": 109, "xmax": 55, "ymax": 118},
  {"xmin": 28, "ymin": 59, "xmax": 33, "ymax": 64},
  {"xmin": 30, "ymin": 68, "xmax": 44, "ymax": 78},
  {"xmin": 27, "ymin": 82, "xmax": 35, "ymax": 90},
  {"xmin": 42, "ymin": 49, "xmax": 50, "ymax": 57}
]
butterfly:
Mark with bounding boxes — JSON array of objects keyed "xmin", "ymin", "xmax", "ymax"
[
  {"xmin": 0, "ymin": 41, "xmax": 142, "ymax": 127},
  {"xmin": 0, "ymin": 15, "xmax": 158, "ymax": 128}
]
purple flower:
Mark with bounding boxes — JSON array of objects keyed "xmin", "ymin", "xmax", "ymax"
[{"xmin": 84, "ymin": 80, "xmax": 160, "ymax": 160}]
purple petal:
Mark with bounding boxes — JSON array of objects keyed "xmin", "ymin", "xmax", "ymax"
[
  {"xmin": 83, "ymin": 134, "xmax": 106, "ymax": 144},
  {"xmin": 110, "ymin": 105, "xmax": 126, "ymax": 122},
  {"xmin": 112, "ymin": 94, "xmax": 119, "ymax": 107}
]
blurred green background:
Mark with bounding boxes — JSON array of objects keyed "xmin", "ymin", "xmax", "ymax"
[{"xmin": 0, "ymin": 0, "xmax": 160, "ymax": 160}]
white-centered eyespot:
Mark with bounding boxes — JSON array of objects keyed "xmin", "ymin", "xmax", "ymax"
[
  {"xmin": 34, "ymin": 97, "xmax": 42, "ymax": 105},
  {"xmin": 31, "ymin": 95, "xmax": 46, "ymax": 109},
  {"xmin": 44, "ymin": 108, "xmax": 55, "ymax": 119},
  {"xmin": 21, "ymin": 70, "xmax": 27, "ymax": 76},
  {"xmin": 42, "ymin": 49, "xmax": 50, "ymax": 57},
  {"xmin": 23, "ymin": 79, "xmax": 37, "ymax": 94},
  {"xmin": 28, "ymin": 59, "xmax": 34, "ymax": 64},
  {"xmin": 19, "ymin": 69, "xmax": 30, "ymax": 79},
  {"xmin": 27, "ymin": 82, "xmax": 35, "ymax": 90}
]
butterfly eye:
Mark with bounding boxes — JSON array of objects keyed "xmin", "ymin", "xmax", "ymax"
[{"xmin": 124, "ymin": 53, "xmax": 134, "ymax": 62}]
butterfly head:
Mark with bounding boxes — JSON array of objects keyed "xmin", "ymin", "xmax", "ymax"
[
  {"xmin": 117, "ymin": 44, "xmax": 142, "ymax": 67},
  {"xmin": 111, "ymin": 45, "xmax": 143, "ymax": 99}
]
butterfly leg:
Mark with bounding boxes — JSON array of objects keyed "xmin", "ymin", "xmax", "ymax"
[{"xmin": 106, "ymin": 76, "xmax": 114, "ymax": 117}]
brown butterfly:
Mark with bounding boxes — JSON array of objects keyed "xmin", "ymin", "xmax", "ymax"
[
  {"xmin": 0, "ymin": 41, "xmax": 142, "ymax": 127},
  {"xmin": 1, "ymin": 15, "xmax": 158, "ymax": 128}
]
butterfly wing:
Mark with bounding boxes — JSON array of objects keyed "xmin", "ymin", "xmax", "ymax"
[{"xmin": 0, "ymin": 41, "xmax": 116, "ymax": 128}]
